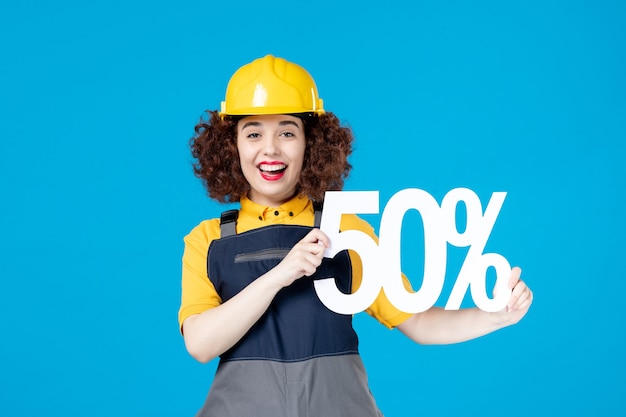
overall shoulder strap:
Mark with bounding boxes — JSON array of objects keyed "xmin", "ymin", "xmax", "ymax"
[
  {"xmin": 313, "ymin": 201, "xmax": 323, "ymax": 228},
  {"xmin": 220, "ymin": 209, "xmax": 239, "ymax": 237}
]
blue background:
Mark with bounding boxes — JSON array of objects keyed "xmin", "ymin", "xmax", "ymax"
[{"xmin": 1, "ymin": 1, "xmax": 624, "ymax": 415}]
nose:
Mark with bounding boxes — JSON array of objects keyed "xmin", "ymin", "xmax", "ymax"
[{"xmin": 262, "ymin": 136, "xmax": 279, "ymax": 155}]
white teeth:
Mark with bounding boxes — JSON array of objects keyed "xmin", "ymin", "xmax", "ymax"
[{"xmin": 259, "ymin": 164, "xmax": 286, "ymax": 172}]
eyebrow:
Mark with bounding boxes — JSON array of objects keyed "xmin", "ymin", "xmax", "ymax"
[
  {"xmin": 240, "ymin": 120, "xmax": 301, "ymax": 130},
  {"xmin": 240, "ymin": 121, "xmax": 262, "ymax": 130},
  {"xmin": 278, "ymin": 120, "xmax": 300, "ymax": 128}
]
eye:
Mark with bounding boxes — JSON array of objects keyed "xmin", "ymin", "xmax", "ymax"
[
  {"xmin": 246, "ymin": 132, "xmax": 261, "ymax": 139},
  {"xmin": 280, "ymin": 131, "xmax": 295, "ymax": 138}
]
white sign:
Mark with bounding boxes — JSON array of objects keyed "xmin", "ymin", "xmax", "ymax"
[{"xmin": 315, "ymin": 188, "xmax": 512, "ymax": 314}]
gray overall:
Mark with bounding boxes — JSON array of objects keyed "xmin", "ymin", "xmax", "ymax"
[{"xmin": 194, "ymin": 208, "xmax": 384, "ymax": 417}]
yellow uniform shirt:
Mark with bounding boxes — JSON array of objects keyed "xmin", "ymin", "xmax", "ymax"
[{"xmin": 179, "ymin": 195, "xmax": 412, "ymax": 330}]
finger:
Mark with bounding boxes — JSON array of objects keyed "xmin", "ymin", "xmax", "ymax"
[
  {"xmin": 507, "ymin": 292, "xmax": 520, "ymax": 311},
  {"xmin": 299, "ymin": 242, "xmax": 327, "ymax": 257},
  {"xmin": 515, "ymin": 296, "xmax": 532, "ymax": 311},
  {"xmin": 513, "ymin": 288, "xmax": 529, "ymax": 306},
  {"xmin": 303, "ymin": 252, "xmax": 323, "ymax": 268},
  {"xmin": 508, "ymin": 266, "xmax": 522, "ymax": 289},
  {"xmin": 493, "ymin": 267, "xmax": 521, "ymax": 298},
  {"xmin": 521, "ymin": 290, "xmax": 534, "ymax": 309},
  {"xmin": 512, "ymin": 287, "xmax": 533, "ymax": 310},
  {"xmin": 511, "ymin": 280, "xmax": 527, "ymax": 296},
  {"xmin": 507, "ymin": 278, "xmax": 526, "ymax": 309},
  {"xmin": 305, "ymin": 228, "xmax": 330, "ymax": 248},
  {"xmin": 511, "ymin": 279, "xmax": 531, "ymax": 299},
  {"xmin": 301, "ymin": 253, "xmax": 325, "ymax": 276},
  {"xmin": 509, "ymin": 285, "xmax": 533, "ymax": 311},
  {"xmin": 510, "ymin": 297, "xmax": 531, "ymax": 312}
]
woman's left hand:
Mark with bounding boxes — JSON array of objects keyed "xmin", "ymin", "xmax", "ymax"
[{"xmin": 497, "ymin": 266, "xmax": 533, "ymax": 325}]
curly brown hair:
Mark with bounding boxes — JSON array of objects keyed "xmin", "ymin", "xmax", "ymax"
[{"xmin": 190, "ymin": 110, "xmax": 354, "ymax": 203}]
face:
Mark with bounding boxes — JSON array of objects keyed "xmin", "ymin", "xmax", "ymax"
[{"xmin": 236, "ymin": 114, "xmax": 306, "ymax": 207}]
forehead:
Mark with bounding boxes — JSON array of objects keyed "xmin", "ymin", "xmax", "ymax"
[{"xmin": 237, "ymin": 114, "xmax": 303, "ymax": 130}]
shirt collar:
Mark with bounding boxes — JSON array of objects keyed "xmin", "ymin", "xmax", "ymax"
[{"xmin": 240, "ymin": 194, "xmax": 312, "ymax": 221}]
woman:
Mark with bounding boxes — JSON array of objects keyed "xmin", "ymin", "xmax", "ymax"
[{"xmin": 179, "ymin": 55, "xmax": 532, "ymax": 417}]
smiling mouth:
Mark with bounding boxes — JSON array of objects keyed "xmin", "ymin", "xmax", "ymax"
[
  {"xmin": 258, "ymin": 163, "xmax": 287, "ymax": 174},
  {"xmin": 258, "ymin": 163, "xmax": 287, "ymax": 180}
]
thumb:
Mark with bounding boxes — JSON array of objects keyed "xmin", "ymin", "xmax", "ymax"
[
  {"xmin": 508, "ymin": 266, "xmax": 522, "ymax": 290},
  {"xmin": 492, "ymin": 266, "xmax": 521, "ymax": 299}
]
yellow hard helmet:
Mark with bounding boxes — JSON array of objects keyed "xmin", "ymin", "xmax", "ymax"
[{"xmin": 220, "ymin": 55, "xmax": 325, "ymax": 118}]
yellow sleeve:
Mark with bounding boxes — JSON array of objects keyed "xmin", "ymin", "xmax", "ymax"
[
  {"xmin": 178, "ymin": 219, "xmax": 223, "ymax": 332},
  {"xmin": 340, "ymin": 214, "xmax": 414, "ymax": 329}
]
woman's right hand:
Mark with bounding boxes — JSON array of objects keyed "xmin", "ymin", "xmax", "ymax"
[{"xmin": 272, "ymin": 228, "xmax": 330, "ymax": 288}]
